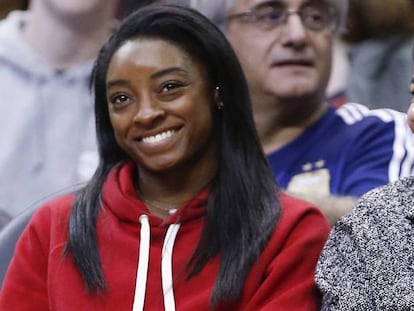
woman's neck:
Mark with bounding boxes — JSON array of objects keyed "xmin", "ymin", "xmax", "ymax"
[{"xmin": 136, "ymin": 161, "xmax": 217, "ymax": 219}]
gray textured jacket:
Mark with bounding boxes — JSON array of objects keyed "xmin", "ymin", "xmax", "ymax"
[{"xmin": 316, "ymin": 176, "xmax": 414, "ymax": 310}]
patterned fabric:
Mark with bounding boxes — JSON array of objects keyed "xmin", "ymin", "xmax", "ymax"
[
  {"xmin": 315, "ymin": 176, "xmax": 414, "ymax": 310},
  {"xmin": 268, "ymin": 103, "xmax": 414, "ymax": 198}
]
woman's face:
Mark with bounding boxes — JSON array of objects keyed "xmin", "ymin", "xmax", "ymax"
[{"xmin": 106, "ymin": 38, "xmax": 218, "ymax": 175}]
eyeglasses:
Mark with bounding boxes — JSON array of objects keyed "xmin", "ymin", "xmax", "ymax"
[{"xmin": 227, "ymin": 1, "xmax": 337, "ymax": 31}]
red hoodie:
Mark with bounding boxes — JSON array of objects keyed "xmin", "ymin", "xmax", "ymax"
[{"xmin": 0, "ymin": 162, "xmax": 329, "ymax": 310}]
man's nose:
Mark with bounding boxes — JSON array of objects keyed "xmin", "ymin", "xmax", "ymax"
[{"xmin": 278, "ymin": 12, "xmax": 307, "ymax": 47}]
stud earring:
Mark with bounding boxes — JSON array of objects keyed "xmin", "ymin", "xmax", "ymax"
[{"xmin": 215, "ymin": 86, "xmax": 223, "ymax": 110}]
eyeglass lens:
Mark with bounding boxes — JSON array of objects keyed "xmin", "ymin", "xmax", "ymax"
[{"xmin": 232, "ymin": 1, "xmax": 335, "ymax": 31}]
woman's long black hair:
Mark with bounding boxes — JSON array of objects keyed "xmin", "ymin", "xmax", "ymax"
[{"xmin": 65, "ymin": 4, "xmax": 281, "ymax": 305}]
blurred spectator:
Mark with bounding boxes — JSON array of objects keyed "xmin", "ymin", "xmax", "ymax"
[
  {"xmin": 0, "ymin": 0, "xmax": 119, "ymax": 219},
  {"xmin": 344, "ymin": 0, "xmax": 414, "ymax": 112}
]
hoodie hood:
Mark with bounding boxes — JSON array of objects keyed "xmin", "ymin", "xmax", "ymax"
[{"xmin": 101, "ymin": 161, "xmax": 209, "ymax": 227}]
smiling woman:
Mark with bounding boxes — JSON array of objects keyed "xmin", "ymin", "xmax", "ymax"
[
  {"xmin": 0, "ymin": 4, "xmax": 330, "ymax": 310},
  {"xmin": 106, "ymin": 38, "xmax": 217, "ymax": 188}
]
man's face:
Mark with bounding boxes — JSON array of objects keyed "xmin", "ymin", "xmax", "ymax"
[
  {"xmin": 34, "ymin": 0, "xmax": 116, "ymax": 19},
  {"xmin": 226, "ymin": 0, "xmax": 335, "ymax": 102}
]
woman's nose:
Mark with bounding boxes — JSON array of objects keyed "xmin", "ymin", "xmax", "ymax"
[{"xmin": 133, "ymin": 97, "xmax": 165, "ymax": 127}]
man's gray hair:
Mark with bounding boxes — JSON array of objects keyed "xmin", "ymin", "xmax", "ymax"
[{"xmin": 165, "ymin": 0, "xmax": 348, "ymax": 34}]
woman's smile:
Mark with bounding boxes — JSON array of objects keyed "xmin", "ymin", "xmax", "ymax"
[{"xmin": 141, "ymin": 129, "xmax": 178, "ymax": 144}]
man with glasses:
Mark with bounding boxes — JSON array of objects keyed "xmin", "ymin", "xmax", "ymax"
[{"xmin": 168, "ymin": 0, "xmax": 414, "ymax": 225}]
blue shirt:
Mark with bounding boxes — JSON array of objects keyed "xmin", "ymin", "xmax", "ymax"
[{"xmin": 267, "ymin": 103, "xmax": 414, "ymax": 197}]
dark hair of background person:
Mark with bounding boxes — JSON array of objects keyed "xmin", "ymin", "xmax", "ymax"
[
  {"xmin": 343, "ymin": 0, "xmax": 414, "ymax": 43},
  {"xmin": 65, "ymin": 4, "xmax": 281, "ymax": 305},
  {"xmin": 0, "ymin": 0, "xmax": 28, "ymax": 19}
]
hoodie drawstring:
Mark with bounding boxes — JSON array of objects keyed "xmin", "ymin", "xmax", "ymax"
[
  {"xmin": 132, "ymin": 215, "xmax": 150, "ymax": 311},
  {"xmin": 161, "ymin": 223, "xmax": 181, "ymax": 311},
  {"xmin": 132, "ymin": 215, "xmax": 181, "ymax": 311}
]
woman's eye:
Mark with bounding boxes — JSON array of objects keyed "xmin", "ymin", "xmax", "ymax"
[
  {"xmin": 160, "ymin": 82, "xmax": 183, "ymax": 93},
  {"xmin": 110, "ymin": 94, "xmax": 130, "ymax": 105}
]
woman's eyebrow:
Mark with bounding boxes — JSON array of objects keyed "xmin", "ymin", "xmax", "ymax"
[
  {"xmin": 106, "ymin": 79, "xmax": 130, "ymax": 90},
  {"xmin": 150, "ymin": 67, "xmax": 189, "ymax": 80},
  {"xmin": 106, "ymin": 67, "xmax": 190, "ymax": 90}
]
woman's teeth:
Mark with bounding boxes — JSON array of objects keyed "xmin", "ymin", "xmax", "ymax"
[{"xmin": 142, "ymin": 130, "xmax": 176, "ymax": 144}]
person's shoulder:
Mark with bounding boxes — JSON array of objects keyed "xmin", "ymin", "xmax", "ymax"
[
  {"xmin": 0, "ymin": 10, "xmax": 31, "ymax": 65},
  {"xmin": 353, "ymin": 176, "xmax": 414, "ymax": 219},
  {"xmin": 265, "ymin": 192, "xmax": 330, "ymax": 256},
  {"xmin": 333, "ymin": 102, "xmax": 410, "ymax": 146},
  {"xmin": 30, "ymin": 193, "xmax": 76, "ymax": 228},
  {"xmin": 279, "ymin": 191, "xmax": 318, "ymax": 213},
  {"xmin": 361, "ymin": 176, "xmax": 414, "ymax": 200},
  {"xmin": 10, "ymin": 192, "xmax": 77, "ymax": 248},
  {"xmin": 335, "ymin": 102, "xmax": 407, "ymax": 126},
  {"xmin": 331, "ymin": 177, "xmax": 414, "ymax": 238},
  {"xmin": 278, "ymin": 191, "xmax": 329, "ymax": 230},
  {"xmin": 0, "ymin": 10, "xmax": 26, "ymax": 39}
]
